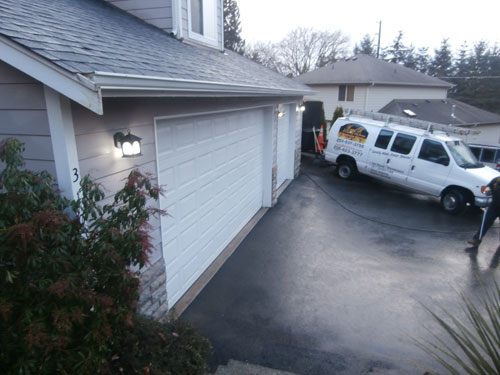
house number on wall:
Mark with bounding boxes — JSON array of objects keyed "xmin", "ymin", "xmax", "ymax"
[{"xmin": 73, "ymin": 168, "xmax": 79, "ymax": 183}]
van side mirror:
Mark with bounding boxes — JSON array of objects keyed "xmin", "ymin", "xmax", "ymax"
[{"xmin": 436, "ymin": 156, "xmax": 450, "ymax": 166}]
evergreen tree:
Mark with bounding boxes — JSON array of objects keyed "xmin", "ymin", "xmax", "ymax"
[
  {"xmin": 223, "ymin": 0, "xmax": 245, "ymax": 54},
  {"xmin": 354, "ymin": 34, "xmax": 375, "ymax": 56},
  {"xmin": 415, "ymin": 47, "xmax": 430, "ymax": 74},
  {"xmin": 384, "ymin": 31, "xmax": 407, "ymax": 64},
  {"xmin": 428, "ymin": 38, "xmax": 453, "ymax": 77},
  {"xmin": 403, "ymin": 44, "xmax": 418, "ymax": 70}
]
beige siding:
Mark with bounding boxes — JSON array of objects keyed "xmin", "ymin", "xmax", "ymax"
[
  {"xmin": 105, "ymin": 0, "xmax": 174, "ymax": 33},
  {"xmin": 305, "ymin": 84, "xmax": 368, "ymax": 120},
  {"xmin": 306, "ymin": 84, "xmax": 449, "ymax": 120},
  {"xmin": 0, "ymin": 61, "xmax": 55, "ymax": 177},
  {"xmin": 71, "ymin": 96, "xmax": 300, "ymax": 266},
  {"xmin": 461, "ymin": 124, "xmax": 500, "ymax": 146},
  {"xmin": 367, "ymin": 86, "xmax": 448, "ymax": 112}
]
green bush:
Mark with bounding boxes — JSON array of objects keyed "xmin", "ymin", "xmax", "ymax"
[
  {"xmin": 0, "ymin": 138, "xmax": 162, "ymax": 374},
  {"xmin": 110, "ymin": 315, "xmax": 211, "ymax": 375},
  {"xmin": 418, "ymin": 280, "xmax": 500, "ymax": 374},
  {"xmin": 331, "ymin": 106, "xmax": 344, "ymax": 126}
]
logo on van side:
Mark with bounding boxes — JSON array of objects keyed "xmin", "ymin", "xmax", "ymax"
[{"xmin": 338, "ymin": 124, "xmax": 368, "ymax": 144}]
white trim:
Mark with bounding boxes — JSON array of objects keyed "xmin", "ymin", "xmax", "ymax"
[
  {"xmin": 186, "ymin": 0, "xmax": 219, "ymax": 48},
  {"xmin": 219, "ymin": 0, "xmax": 224, "ymax": 51},
  {"xmin": 262, "ymin": 106, "xmax": 274, "ymax": 207},
  {"xmin": 44, "ymin": 86, "xmax": 80, "ymax": 201},
  {"xmin": 91, "ymin": 71, "xmax": 313, "ymax": 97},
  {"xmin": 0, "ymin": 36, "xmax": 103, "ymax": 115},
  {"xmin": 154, "ymin": 104, "xmax": 274, "ymax": 121}
]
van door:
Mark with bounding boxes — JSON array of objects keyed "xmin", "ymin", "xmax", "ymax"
[
  {"xmin": 407, "ymin": 138, "xmax": 451, "ymax": 196},
  {"xmin": 386, "ymin": 132, "xmax": 418, "ymax": 185},
  {"xmin": 366, "ymin": 129, "xmax": 395, "ymax": 181}
]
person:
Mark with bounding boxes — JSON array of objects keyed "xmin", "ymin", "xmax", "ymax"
[{"xmin": 468, "ymin": 176, "xmax": 500, "ymax": 247}]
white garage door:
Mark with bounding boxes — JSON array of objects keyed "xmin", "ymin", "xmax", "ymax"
[
  {"xmin": 276, "ymin": 108, "xmax": 290, "ymax": 188},
  {"xmin": 156, "ymin": 108, "xmax": 265, "ymax": 306}
]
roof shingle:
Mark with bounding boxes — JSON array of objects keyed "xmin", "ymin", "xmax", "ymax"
[
  {"xmin": 0, "ymin": 0, "xmax": 310, "ymax": 94},
  {"xmin": 295, "ymin": 54, "xmax": 453, "ymax": 88}
]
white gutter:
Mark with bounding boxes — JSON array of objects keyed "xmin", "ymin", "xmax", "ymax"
[
  {"xmin": 0, "ymin": 36, "xmax": 103, "ymax": 115},
  {"xmin": 90, "ymin": 71, "xmax": 314, "ymax": 97}
]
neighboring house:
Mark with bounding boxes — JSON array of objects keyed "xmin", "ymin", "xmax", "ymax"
[
  {"xmin": 380, "ymin": 98, "xmax": 500, "ymax": 165},
  {"xmin": 0, "ymin": 0, "xmax": 312, "ymax": 318},
  {"xmin": 294, "ymin": 54, "xmax": 453, "ymax": 119}
]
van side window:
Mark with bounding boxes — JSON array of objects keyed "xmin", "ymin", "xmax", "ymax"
[
  {"xmin": 481, "ymin": 148, "xmax": 496, "ymax": 163},
  {"xmin": 391, "ymin": 133, "xmax": 416, "ymax": 155},
  {"xmin": 418, "ymin": 139, "xmax": 450, "ymax": 166},
  {"xmin": 374, "ymin": 129, "xmax": 393, "ymax": 149},
  {"xmin": 469, "ymin": 146, "xmax": 481, "ymax": 159}
]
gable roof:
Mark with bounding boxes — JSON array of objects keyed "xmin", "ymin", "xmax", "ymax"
[
  {"xmin": 0, "ymin": 0, "xmax": 312, "ymax": 114},
  {"xmin": 379, "ymin": 99, "xmax": 500, "ymax": 126},
  {"xmin": 295, "ymin": 54, "xmax": 453, "ymax": 88}
]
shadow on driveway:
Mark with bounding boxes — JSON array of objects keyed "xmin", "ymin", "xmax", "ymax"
[{"xmin": 181, "ymin": 154, "xmax": 500, "ymax": 375}]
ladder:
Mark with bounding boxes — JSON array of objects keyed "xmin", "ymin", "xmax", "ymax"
[{"xmin": 344, "ymin": 109, "xmax": 480, "ymax": 136}]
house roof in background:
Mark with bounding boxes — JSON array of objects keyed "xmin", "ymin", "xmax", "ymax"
[
  {"xmin": 0, "ymin": 0, "xmax": 311, "ymax": 97},
  {"xmin": 379, "ymin": 99, "xmax": 500, "ymax": 126},
  {"xmin": 295, "ymin": 54, "xmax": 453, "ymax": 88}
]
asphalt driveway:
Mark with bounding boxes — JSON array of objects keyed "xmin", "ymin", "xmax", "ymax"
[{"xmin": 182, "ymin": 154, "xmax": 500, "ymax": 375}]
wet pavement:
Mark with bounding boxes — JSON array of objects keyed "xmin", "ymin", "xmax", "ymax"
[{"xmin": 181, "ymin": 154, "xmax": 500, "ymax": 375}]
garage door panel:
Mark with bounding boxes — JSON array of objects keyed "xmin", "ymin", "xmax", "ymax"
[{"xmin": 157, "ymin": 108, "xmax": 265, "ymax": 307}]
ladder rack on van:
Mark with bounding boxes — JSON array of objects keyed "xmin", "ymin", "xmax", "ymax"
[{"xmin": 345, "ymin": 109, "xmax": 480, "ymax": 136}]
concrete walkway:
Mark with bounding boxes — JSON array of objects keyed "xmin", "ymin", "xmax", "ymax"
[{"xmin": 183, "ymin": 155, "xmax": 500, "ymax": 375}]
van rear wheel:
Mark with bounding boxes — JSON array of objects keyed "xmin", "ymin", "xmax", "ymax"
[
  {"xmin": 441, "ymin": 189, "xmax": 466, "ymax": 214},
  {"xmin": 336, "ymin": 161, "xmax": 357, "ymax": 180}
]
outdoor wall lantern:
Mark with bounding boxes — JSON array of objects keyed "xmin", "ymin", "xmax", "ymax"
[
  {"xmin": 277, "ymin": 111, "xmax": 286, "ymax": 119},
  {"xmin": 297, "ymin": 103, "xmax": 306, "ymax": 112},
  {"xmin": 114, "ymin": 131, "xmax": 142, "ymax": 158}
]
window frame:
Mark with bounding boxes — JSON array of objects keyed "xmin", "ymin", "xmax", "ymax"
[
  {"xmin": 374, "ymin": 129, "xmax": 394, "ymax": 150},
  {"xmin": 418, "ymin": 139, "xmax": 450, "ymax": 166},
  {"xmin": 390, "ymin": 133, "xmax": 417, "ymax": 155},
  {"xmin": 338, "ymin": 85, "xmax": 355, "ymax": 102},
  {"xmin": 187, "ymin": 0, "xmax": 218, "ymax": 47}
]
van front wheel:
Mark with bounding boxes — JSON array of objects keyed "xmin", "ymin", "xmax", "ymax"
[
  {"xmin": 441, "ymin": 189, "xmax": 466, "ymax": 214},
  {"xmin": 336, "ymin": 161, "xmax": 357, "ymax": 180}
]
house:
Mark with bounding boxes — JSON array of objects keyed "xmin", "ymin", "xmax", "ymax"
[
  {"xmin": 0, "ymin": 0, "xmax": 312, "ymax": 318},
  {"xmin": 379, "ymin": 98, "xmax": 500, "ymax": 165},
  {"xmin": 294, "ymin": 54, "xmax": 453, "ymax": 119}
]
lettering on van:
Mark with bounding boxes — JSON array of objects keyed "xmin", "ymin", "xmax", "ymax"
[{"xmin": 334, "ymin": 123, "xmax": 368, "ymax": 157}]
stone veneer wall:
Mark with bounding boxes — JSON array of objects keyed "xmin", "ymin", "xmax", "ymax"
[{"xmin": 138, "ymin": 257, "xmax": 169, "ymax": 319}]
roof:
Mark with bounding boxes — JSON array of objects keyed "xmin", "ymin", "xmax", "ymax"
[
  {"xmin": 295, "ymin": 54, "xmax": 453, "ymax": 88},
  {"xmin": 379, "ymin": 99, "xmax": 500, "ymax": 126},
  {"xmin": 0, "ymin": 0, "xmax": 311, "ymax": 113}
]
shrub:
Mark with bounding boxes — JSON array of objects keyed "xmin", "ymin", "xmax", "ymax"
[
  {"xmin": 331, "ymin": 106, "xmax": 344, "ymax": 126},
  {"xmin": 110, "ymin": 315, "xmax": 211, "ymax": 375},
  {"xmin": 0, "ymin": 138, "xmax": 162, "ymax": 374},
  {"xmin": 417, "ymin": 280, "xmax": 500, "ymax": 374}
]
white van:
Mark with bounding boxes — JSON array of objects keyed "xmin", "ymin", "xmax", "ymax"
[{"xmin": 324, "ymin": 110, "xmax": 500, "ymax": 214}]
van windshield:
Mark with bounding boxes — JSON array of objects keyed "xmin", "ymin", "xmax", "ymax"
[{"xmin": 446, "ymin": 141, "xmax": 484, "ymax": 169}]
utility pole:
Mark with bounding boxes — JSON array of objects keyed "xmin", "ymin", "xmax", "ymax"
[{"xmin": 376, "ymin": 21, "xmax": 382, "ymax": 58}]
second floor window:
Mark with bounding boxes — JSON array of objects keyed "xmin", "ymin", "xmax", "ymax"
[
  {"xmin": 338, "ymin": 85, "xmax": 354, "ymax": 102},
  {"xmin": 190, "ymin": 0, "xmax": 217, "ymax": 42}
]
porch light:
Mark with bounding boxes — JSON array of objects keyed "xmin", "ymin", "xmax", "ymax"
[
  {"xmin": 114, "ymin": 131, "xmax": 142, "ymax": 158},
  {"xmin": 277, "ymin": 111, "xmax": 286, "ymax": 119},
  {"xmin": 297, "ymin": 104, "xmax": 306, "ymax": 112}
]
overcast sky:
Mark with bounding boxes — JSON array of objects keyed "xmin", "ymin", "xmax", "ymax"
[{"xmin": 237, "ymin": 0, "xmax": 500, "ymax": 54}]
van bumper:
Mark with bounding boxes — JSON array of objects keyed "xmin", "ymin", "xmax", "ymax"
[{"xmin": 475, "ymin": 196, "xmax": 492, "ymax": 207}]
